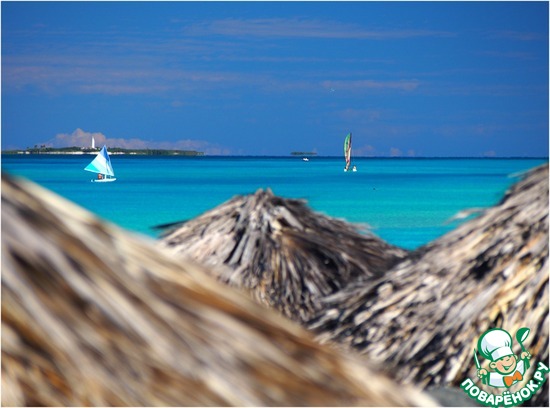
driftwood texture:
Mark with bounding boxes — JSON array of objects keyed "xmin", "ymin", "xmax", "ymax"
[
  {"xmin": 160, "ymin": 189, "xmax": 407, "ymax": 323},
  {"xmin": 1, "ymin": 174, "xmax": 435, "ymax": 407},
  {"xmin": 309, "ymin": 164, "xmax": 549, "ymax": 406}
]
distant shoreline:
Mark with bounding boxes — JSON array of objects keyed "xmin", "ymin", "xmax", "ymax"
[
  {"xmin": 2, "ymin": 147, "xmax": 204, "ymax": 156},
  {"xmin": 291, "ymin": 151, "xmax": 318, "ymax": 156},
  {"xmin": 1, "ymin": 150, "xmax": 547, "ymax": 160}
]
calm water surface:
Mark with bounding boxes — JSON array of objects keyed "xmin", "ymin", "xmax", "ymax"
[{"xmin": 2, "ymin": 155, "xmax": 546, "ymax": 249}]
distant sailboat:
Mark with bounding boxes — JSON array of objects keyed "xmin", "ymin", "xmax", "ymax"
[
  {"xmin": 344, "ymin": 132, "xmax": 355, "ymax": 172},
  {"xmin": 84, "ymin": 145, "xmax": 116, "ymax": 182}
]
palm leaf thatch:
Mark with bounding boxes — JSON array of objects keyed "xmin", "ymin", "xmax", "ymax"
[
  {"xmin": 309, "ymin": 164, "xmax": 549, "ymax": 406},
  {"xmin": 159, "ymin": 189, "xmax": 408, "ymax": 323},
  {"xmin": 1, "ymin": 174, "xmax": 435, "ymax": 407}
]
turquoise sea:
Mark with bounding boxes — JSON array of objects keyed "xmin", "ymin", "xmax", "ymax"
[{"xmin": 2, "ymin": 155, "xmax": 547, "ymax": 249}]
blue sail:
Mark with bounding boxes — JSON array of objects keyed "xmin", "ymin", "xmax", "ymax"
[{"xmin": 84, "ymin": 145, "xmax": 115, "ymax": 176}]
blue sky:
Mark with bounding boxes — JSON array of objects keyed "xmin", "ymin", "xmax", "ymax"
[{"xmin": 2, "ymin": 1, "xmax": 548, "ymax": 156}]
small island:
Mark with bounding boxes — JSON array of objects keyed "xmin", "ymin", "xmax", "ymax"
[
  {"xmin": 291, "ymin": 151, "xmax": 317, "ymax": 156},
  {"xmin": 2, "ymin": 146, "xmax": 204, "ymax": 156}
]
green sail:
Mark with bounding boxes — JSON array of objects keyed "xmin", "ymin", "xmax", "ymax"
[{"xmin": 343, "ymin": 133, "xmax": 352, "ymax": 171}]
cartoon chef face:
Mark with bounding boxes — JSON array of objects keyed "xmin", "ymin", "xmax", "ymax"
[
  {"xmin": 490, "ymin": 354, "xmax": 519, "ymax": 375},
  {"xmin": 475, "ymin": 327, "xmax": 531, "ymax": 389},
  {"xmin": 478, "ymin": 328, "xmax": 518, "ymax": 369}
]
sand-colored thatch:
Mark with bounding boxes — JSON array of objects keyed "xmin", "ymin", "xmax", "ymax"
[
  {"xmin": 1, "ymin": 173, "xmax": 435, "ymax": 407},
  {"xmin": 159, "ymin": 189, "xmax": 407, "ymax": 323},
  {"xmin": 309, "ymin": 164, "xmax": 549, "ymax": 405}
]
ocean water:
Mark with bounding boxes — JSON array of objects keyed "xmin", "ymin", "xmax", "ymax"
[{"xmin": 2, "ymin": 155, "xmax": 547, "ymax": 249}]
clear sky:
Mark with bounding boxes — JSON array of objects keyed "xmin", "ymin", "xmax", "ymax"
[{"xmin": 2, "ymin": 1, "xmax": 548, "ymax": 156}]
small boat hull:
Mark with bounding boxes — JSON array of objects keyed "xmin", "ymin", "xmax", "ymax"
[{"xmin": 92, "ymin": 178, "xmax": 116, "ymax": 183}]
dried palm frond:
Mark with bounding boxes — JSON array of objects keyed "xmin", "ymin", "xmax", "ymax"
[
  {"xmin": 309, "ymin": 164, "xmax": 549, "ymax": 406},
  {"xmin": 159, "ymin": 189, "xmax": 407, "ymax": 323},
  {"xmin": 1, "ymin": 174, "xmax": 435, "ymax": 407}
]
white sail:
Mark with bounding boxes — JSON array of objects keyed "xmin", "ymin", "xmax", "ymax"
[{"xmin": 84, "ymin": 145, "xmax": 115, "ymax": 177}]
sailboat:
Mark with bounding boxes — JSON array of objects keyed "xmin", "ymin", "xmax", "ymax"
[
  {"xmin": 344, "ymin": 132, "xmax": 356, "ymax": 172},
  {"xmin": 84, "ymin": 145, "xmax": 117, "ymax": 182}
]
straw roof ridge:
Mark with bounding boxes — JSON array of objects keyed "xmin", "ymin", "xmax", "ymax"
[
  {"xmin": 160, "ymin": 187, "xmax": 408, "ymax": 324},
  {"xmin": 308, "ymin": 164, "xmax": 549, "ymax": 406},
  {"xmin": 2, "ymin": 173, "xmax": 437, "ymax": 407}
]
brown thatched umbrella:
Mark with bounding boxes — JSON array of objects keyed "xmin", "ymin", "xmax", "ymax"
[
  {"xmin": 309, "ymin": 164, "xmax": 549, "ymax": 406},
  {"xmin": 1, "ymin": 173, "xmax": 435, "ymax": 407},
  {"xmin": 159, "ymin": 189, "xmax": 408, "ymax": 323}
]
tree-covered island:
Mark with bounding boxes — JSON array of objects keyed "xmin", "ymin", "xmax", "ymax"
[{"xmin": 2, "ymin": 146, "xmax": 204, "ymax": 156}]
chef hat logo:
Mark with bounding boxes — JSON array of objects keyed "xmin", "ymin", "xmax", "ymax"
[{"xmin": 478, "ymin": 328, "xmax": 514, "ymax": 361}]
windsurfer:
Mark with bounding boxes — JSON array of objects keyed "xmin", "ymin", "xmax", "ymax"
[{"xmin": 343, "ymin": 133, "xmax": 352, "ymax": 172}]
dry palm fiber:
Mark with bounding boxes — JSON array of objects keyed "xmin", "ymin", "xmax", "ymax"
[
  {"xmin": 1, "ymin": 173, "xmax": 436, "ymax": 407},
  {"xmin": 309, "ymin": 164, "xmax": 549, "ymax": 406},
  {"xmin": 159, "ymin": 189, "xmax": 407, "ymax": 324}
]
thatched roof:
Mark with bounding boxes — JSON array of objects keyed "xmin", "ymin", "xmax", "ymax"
[
  {"xmin": 1, "ymin": 174, "xmax": 435, "ymax": 407},
  {"xmin": 159, "ymin": 189, "xmax": 408, "ymax": 323},
  {"xmin": 309, "ymin": 164, "xmax": 549, "ymax": 406}
]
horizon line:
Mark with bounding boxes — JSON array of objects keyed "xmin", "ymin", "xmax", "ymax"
[{"xmin": 2, "ymin": 151, "xmax": 548, "ymax": 160}]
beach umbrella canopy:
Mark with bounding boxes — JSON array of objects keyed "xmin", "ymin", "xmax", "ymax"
[
  {"xmin": 159, "ymin": 188, "xmax": 408, "ymax": 324},
  {"xmin": 309, "ymin": 164, "xmax": 549, "ymax": 406},
  {"xmin": 1, "ymin": 173, "xmax": 436, "ymax": 407}
]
